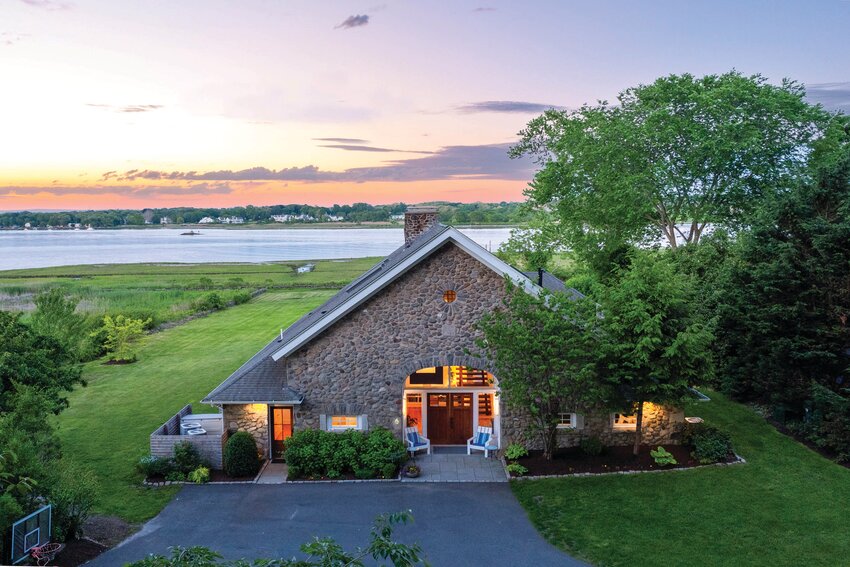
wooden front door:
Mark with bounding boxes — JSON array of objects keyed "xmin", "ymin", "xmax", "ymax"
[
  {"xmin": 269, "ymin": 406, "xmax": 293, "ymax": 462},
  {"xmin": 427, "ymin": 393, "xmax": 473, "ymax": 445}
]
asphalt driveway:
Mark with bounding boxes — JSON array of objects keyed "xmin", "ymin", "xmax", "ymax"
[{"xmin": 91, "ymin": 483, "xmax": 584, "ymax": 566}]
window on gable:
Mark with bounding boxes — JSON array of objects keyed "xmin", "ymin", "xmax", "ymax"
[{"xmin": 612, "ymin": 413, "xmax": 638, "ymax": 430}]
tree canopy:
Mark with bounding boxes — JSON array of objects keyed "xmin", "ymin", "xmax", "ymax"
[
  {"xmin": 0, "ymin": 311, "xmax": 83, "ymax": 414},
  {"xmin": 714, "ymin": 152, "xmax": 850, "ymax": 409},
  {"xmin": 477, "ymin": 282, "xmax": 605, "ymax": 460},
  {"xmin": 511, "ymin": 71, "xmax": 837, "ymax": 256},
  {"xmin": 599, "ymin": 252, "xmax": 713, "ymax": 455}
]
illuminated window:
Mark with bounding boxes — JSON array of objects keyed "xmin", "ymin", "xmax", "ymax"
[
  {"xmin": 443, "ymin": 289, "xmax": 457, "ymax": 303},
  {"xmin": 556, "ymin": 413, "xmax": 577, "ymax": 429},
  {"xmin": 330, "ymin": 416, "xmax": 359, "ymax": 430},
  {"xmin": 612, "ymin": 413, "xmax": 638, "ymax": 430}
]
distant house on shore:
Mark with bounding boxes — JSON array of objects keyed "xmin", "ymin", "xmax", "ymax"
[
  {"xmin": 326, "ymin": 215, "xmax": 344, "ymax": 222},
  {"xmin": 198, "ymin": 217, "xmax": 215, "ymax": 224},
  {"xmin": 219, "ymin": 216, "xmax": 244, "ymax": 224},
  {"xmin": 271, "ymin": 214, "xmax": 316, "ymax": 223},
  {"xmin": 390, "ymin": 214, "xmax": 405, "ymax": 221},
  {"xmin": 160, "ymin": 216, "xmax": 172, "ymax": 225}
]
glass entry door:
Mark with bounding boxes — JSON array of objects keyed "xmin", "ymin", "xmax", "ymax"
[{"xmin": 269, "ymin": 406, "xmax": 293, "ymax": 462}]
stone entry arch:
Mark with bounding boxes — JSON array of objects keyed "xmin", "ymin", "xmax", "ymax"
[
  {"xmin": 401, "ymin": 357, "xmax": 501, "ymax": 448},
  {"xmin": 395, "ymin": 353, "xmax": 497, "ymax": 384}
]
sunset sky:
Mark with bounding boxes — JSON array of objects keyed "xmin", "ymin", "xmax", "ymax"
[{"xmin": 2, "ymin": 0, "xmax": 849, "ymax": 211}]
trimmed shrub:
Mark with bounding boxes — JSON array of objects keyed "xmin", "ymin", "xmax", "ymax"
[
  {"xmin": 579, "ymin": 436, "xmax": 604, "ymax": 456},
  {"xmin": 224, "ymin": 432, "xmax": 261, "ymax": 477},
  {"xmin": 165, "ymin": 471, "xmax": 186, "ymax": 482},
  {"xmin": 684, "ymin": 422, "xmax": 733, "ymax": 464},
  {"xmin": 284, "ymin": 427, "xmax": 405, "ymax": 480},
  {"xmin": 173, "ymin": 441, "xmax": 204, "ymax": 474},
  {"xmin": 136, "ymin": 454, "xmax": 175, "ymax": 478}
]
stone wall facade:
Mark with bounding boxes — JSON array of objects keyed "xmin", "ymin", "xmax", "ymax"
[
  {"xmin": 223, "ymin": 403, "xmax": 269, "ymax": 458},
  {"xmin": 229, "ymin": 240, "xmax": 685, "ymax": 454},
  {"xmin": 502, "ymin": 402, "xmax": 685, "ymax": 451},
  {"xmin": 403, "ymin": 207, "xmax": 439, "ymax": 243}
]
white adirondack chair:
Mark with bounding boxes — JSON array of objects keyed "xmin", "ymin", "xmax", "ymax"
[
  {"xmin": 405, "ymin": 426, "xmax": 430, "ymax": 456},
  {"xmin": 467, "ymin": 426, "xmax": 494, "ymax": 457}
]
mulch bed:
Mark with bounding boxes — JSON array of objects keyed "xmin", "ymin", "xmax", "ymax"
[
  {"xmin": 52, "ymin": 538, "xmax": 108, "ymax": 567},
  {"xmin": 511, "ymin": 444, "xmax": 738, "ymax": 477}
]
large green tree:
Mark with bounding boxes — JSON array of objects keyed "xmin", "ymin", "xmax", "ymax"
[
  {"xmin": 0, "ymin": 311, "xmax": 83, "ymax": 413},
  {"xmin": 477, "ymin": 282, "xmax": 605, "ymax": 460},
  {"xmin": 511, "ymin": 71, "xmax": 836, "ymax": 257},
  {"xmin": 714, "ymin": 151, "xmax": 850, "ymax": 409},
  {"xmin": 600, "ymin": 252, "xmax": 713, "ymax": 455}
]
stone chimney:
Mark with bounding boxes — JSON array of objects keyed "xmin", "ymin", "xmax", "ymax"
[{"xmin": 404, "ymin": 206, "xmax": 439, "ymax": 244}]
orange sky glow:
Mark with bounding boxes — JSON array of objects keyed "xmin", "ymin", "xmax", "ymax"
[{"xmin": 1, "ymin": 0, "xmax": 847, "ymax": 211}]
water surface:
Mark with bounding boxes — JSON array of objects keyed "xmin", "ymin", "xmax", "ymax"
[{"xmin": 0, "ymin": 228, "xmax": 513, "ymax": 270}]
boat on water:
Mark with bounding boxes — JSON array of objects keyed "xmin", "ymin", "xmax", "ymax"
[{"xmin": 180, "ymin": 230, "xmax": 201, "ymax": 236}]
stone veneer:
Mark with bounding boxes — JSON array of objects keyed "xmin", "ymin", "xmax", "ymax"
[
  {"xmin": 225, "ymin": 240, "xmax": 684, "ymax": 454},
  {"xmin": 223, "ymin": 403, "xmax": 269, "ymax": 458},
  {"xmin": 403, "ymin": 207, "xmax": 439, "ymax": 244}
]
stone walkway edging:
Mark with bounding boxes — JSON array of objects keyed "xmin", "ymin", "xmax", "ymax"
[
  {"xmin": 142, "ymin": 460, "xmax": 268, "ymax": 487},
  {"xmin": 509, "ymin": 452, "xmax": 747, "ymax": 481},
  {"xmin": 285, "ymin": 475, "xmax": 401, "ymax": 484}
]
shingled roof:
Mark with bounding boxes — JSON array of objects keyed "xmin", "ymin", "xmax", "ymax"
[{"xmin": 203, "ymin": 224, "xmax": 581, "ymax": 404}]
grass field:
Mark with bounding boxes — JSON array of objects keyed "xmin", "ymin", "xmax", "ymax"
[
  {"xmin": 55, "ymin": 289, "xmax": 335, "ymax": 522},
  {"xmin": 0, "ymin": 258, "xmax": 377, "ymax": 325},
  {"xmin": 512, "ymin": 391, "xmax": 850, "ymax": 567}
]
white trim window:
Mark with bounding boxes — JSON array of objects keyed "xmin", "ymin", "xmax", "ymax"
[
  {"xmin": 329, "ymin": 415, "xmax": 359, "ymax": 431},
  {"xmin": 556, "ymin": 412, "xmax": 577, "ymax": 429},
  {"xmin": 611, "ymin": 413, "xmax": 638, "ymax": 430}
]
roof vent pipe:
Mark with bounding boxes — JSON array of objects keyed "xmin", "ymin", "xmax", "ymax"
[{"xmin": 538, "ymin": 267, "xmax": 544, "ymax": 287}]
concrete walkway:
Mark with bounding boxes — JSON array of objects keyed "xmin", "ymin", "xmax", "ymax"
[
  {"xmin": 256, "ymin": 462, "xmax": 288, "ymax": 483},
  {"xmin": 403, "ymin": 447, "xmax": 507, "ymax": 483},
  {"xmin": 91, "ymin": 483, "xmax": 583, "ymax": 566}
]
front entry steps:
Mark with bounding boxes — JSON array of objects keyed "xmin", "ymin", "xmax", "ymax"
[{"xmin": 402, "ymin": 447, "xmax": 507, "ymax": 483}]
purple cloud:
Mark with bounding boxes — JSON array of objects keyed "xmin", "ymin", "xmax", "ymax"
[
  {"xmin": 105, "ymin": 143, "xmax": 536, "ymax": 184},
  {"xmin": 456, "ymin": 100, "xmax": 568, "ymax": 114},
  {"xmin": 335, "ymin": 14, "xmax": 369, "ymax": 29},
  {"xmin": 806, "ymin": 82, "xmax": 850, "ymax": 113}
]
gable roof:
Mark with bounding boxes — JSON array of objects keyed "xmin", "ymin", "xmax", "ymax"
[{"xmin": 203, "ymin": 224, "xmax": 581, "ymax": 404}]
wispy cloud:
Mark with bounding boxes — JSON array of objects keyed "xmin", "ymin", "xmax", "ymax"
[
  {"xmin": 335, "ymin": 14, "xmax": 369, "ymax": 29},
  {"xmin": 0, "ymin": 182, "xmax": 234, "ymax": 198},
  {"xmin": 19, "ymin": 0, "xmax": 72, "ymax": 10},
  {"xmin": 313, "ymin": 137, "xmax": 370, "ymax": 144},
  {"xmin": 319, "ymin": 144, "xmax": 433, "ymax": 154},
  {"xmin": 806, "ymin": 82, "xmax": 850, "ymax": 113},
  {"xmin": 472, "ymin": 7, "xmax": 496, "ymax": 12},
  {"xmin": 104, "ymin": 143, "xmax": 535, "ymax": 184},
  {"xmin": 456, "ymin": 100, "xmax": 567, "ymax": 114},
  {"xmin": 86, "ymin": 103, "xmax": 164, "ymax": 113}
]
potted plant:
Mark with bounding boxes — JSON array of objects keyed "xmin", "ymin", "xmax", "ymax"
[{"xmin": 402, "ymin": 464, "xmax": 421, "ymax": 478}]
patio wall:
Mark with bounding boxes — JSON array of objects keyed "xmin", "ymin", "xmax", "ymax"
[{"xmin": 151, "ymin": 405, "xmax": 229, "ymax": 470}]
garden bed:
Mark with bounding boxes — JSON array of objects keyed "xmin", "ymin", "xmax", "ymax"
[
  {"xmin": 53, "ymin": 537, "xmax": 108, "ymax": 567},
  {"xmin": 144, "ymin": 469, "xmax": 255, "ymax": 485},
  {"xmin": 509, "ymin": 444, "xmax": 739, "ymax": 477}
]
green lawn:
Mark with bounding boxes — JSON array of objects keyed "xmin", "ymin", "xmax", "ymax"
[
  {"xmin": 512, "ymin": 391, "xmax": 850, "ymax": 566},
  {"xmin": 56, "ymin": 289, "xmax": 334, "ymax": 522}
]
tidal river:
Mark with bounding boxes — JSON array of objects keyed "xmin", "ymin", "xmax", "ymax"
[{"xmin": 0, "ymin": 227, "xmax": 513, "ymax": 270}]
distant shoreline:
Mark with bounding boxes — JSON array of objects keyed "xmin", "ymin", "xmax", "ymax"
[{"xmin": 1, "ymin": 222, "xmax": 520, "ymax": 231}]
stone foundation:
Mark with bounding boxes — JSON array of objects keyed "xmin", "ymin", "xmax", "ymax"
[{"xmin": 223, "ymin": 404, "xmax": 269, "ymax": 458}]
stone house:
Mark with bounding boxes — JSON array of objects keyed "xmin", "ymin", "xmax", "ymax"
[{"xmin": 203, "ymin": 207, "xmax": 684, "ymax": 461}]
